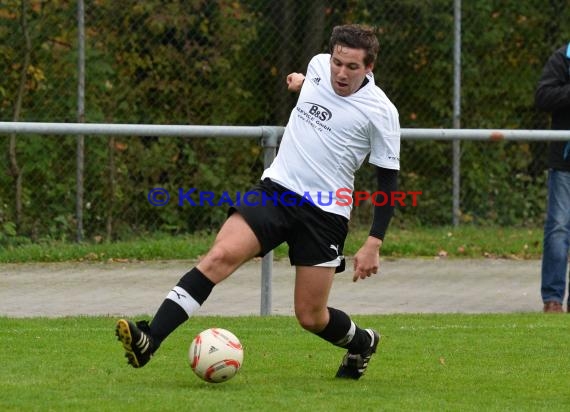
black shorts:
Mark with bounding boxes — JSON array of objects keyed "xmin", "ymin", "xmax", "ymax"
[{"xmin": 229, "ymin": 178, "xmax": 348, "ymax": 272}]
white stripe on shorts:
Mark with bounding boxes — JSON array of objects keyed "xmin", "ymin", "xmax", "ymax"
[{"xmin": 315, "ymin": 255, "xmax": 344, "ymax": 268}]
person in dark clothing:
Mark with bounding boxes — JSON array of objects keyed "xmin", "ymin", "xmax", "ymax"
[{"xmin": 535, "ymin": 43, "xmax": 570, "ymax": 313}]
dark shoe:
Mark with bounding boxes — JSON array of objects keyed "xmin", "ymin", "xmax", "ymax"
[
  {"xmin": 543, "ymin": 301, "xmax": 563, "ymax": 313},
  {"xmin": 335, "ymin": 329, "xmax": 380, "ymax": 380},
  {"xmin": 115, "ymin": 319, "xmax": 155, "ymax": 368}
]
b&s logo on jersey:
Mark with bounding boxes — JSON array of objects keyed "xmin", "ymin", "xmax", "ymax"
[
  {"xmin": 306, "ymin": 102, "xmax": 332, "ymax": 121},
  {"xmin": 295, "ymin": 102, "xmax": 333, "ymax": 133}
]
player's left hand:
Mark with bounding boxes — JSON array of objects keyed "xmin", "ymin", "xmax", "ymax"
[{"xmin": 352, "ymin": 236, "xmax": 382, "ymax": 282}]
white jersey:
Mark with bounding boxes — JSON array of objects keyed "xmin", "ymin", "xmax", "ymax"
[{"xmin": 261, "ymin": 53, "xmax": 400, "ymax": 219}]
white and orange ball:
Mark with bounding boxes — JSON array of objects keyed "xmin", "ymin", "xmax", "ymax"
[{"xmin": 188, "ymin": 328, "xmax": 244, "ymax": 383}]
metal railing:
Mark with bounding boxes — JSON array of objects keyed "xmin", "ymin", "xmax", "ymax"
[{"xmin": 1, "ymin": 121, "xmax": 569, "ymax": 315}]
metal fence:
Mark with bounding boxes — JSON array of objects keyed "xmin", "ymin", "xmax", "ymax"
[
  {"xmin": 2, "ymin": 0, "xmax": 570, "ymax": 244},
  {"xmin": 3, "ymin": 121, "xmax": 569, "ymax": 315},
  {"xmin": 2, "ymin": 121, "xmax": 569, "ymax": 240}
]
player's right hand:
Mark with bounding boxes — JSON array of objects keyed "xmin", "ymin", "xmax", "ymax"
[{"xmin": 286, "ymin": 73, "xmax": 305, "ymax": 92}]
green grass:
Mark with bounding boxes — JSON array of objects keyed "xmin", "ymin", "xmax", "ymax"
[
  {"xmin": 0, "ymin": 226, "xmax": 544, "ymax": 263},
  {"xmin": 1, "ymin": 314, "xmax": 568, "ymax": 411}
]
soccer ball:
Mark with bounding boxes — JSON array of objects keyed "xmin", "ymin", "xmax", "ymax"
[{"xmin": 188, "ymin": 328, "xmax": 244, "ymax": 383}]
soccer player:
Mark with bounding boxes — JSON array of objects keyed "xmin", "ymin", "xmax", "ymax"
[{"xmin": 116, "ymin": 24, "xmax": 400, "ymax": 380}]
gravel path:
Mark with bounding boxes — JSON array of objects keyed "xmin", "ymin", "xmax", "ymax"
[{"xmin": 0, "ymin": 257, "xmax": 547, "ymax": 318}]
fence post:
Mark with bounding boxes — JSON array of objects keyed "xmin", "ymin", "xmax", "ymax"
[
  {"xmin": 452, "ymin": 0, "xmax": 462, "ymax": 227},
  {"xmin": 259, "ymin": 126, "xmax": 280, "ymax": 315},
  {"xmin": 76, "ymin": 0, "xmax": 85, "ymax": 242}
]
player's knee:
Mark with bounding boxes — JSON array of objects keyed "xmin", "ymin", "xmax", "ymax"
[
  {"xmin": 295, "ymin": 308, "xmax": 326, "ymax": 332},
  {"xmin": 199, "ymin": 245, "xmax": 236, "ymax": 274}
]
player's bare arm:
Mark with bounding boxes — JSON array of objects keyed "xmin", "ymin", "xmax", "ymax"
[{"xmin": 287, "ymin": 72, "xmax": 305, "ymax": 92}]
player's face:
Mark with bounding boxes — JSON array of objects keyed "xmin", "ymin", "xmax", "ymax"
[{"xmin": 330, "ymin": 45, "xmax": 373, "ymax": 97}]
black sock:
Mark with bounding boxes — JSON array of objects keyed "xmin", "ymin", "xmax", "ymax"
[
  {"xmin": 149, "ymin": 267, "xmax": 215, "ymax": 348},
  {"xmin": 315, "ymin": 307, "xmax": 371, "ymax": 354},
  {"xmin": 346, "ymin": 327, "xmax": 372, "ymax": 354}
]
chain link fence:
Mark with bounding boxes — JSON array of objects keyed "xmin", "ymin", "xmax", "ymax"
[{"xmin": 1, "ymin": 0, "xmax": 569, "ymax": 245}]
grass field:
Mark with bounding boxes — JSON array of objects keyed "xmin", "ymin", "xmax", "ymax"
[
  {"xmin": 1, "ymin": 226, "xmax": 557, "ymax": 410},
  {"xmin": 2, "ymin": 314, "xmax": 569, "ymax": 411},
  {"xmin": 0, "ymin": 226, "xmax": 543, "ymax": 263}
]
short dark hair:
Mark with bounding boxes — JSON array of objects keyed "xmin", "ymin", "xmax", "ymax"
[{"xmin": 328, "ymin": 24, "xmax": 379, "ymax": 66}]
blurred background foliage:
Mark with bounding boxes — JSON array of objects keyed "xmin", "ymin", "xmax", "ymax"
[{"xmin": 1, "ymin": 0, "xmax": 569, "ymax": 245}]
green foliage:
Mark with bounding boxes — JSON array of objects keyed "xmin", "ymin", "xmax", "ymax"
[
  {"xmin": 339, "ymin": 0, "xmax": 568, "ymax": 227},
  {"xmin": 459, "ymin": 141, "xmax": 548, "ymax": 225},
  {"xmin": 86, "ymin": 0, "xmax": 260, "ymax": 125},
  {"xmin": 1, "ymin": 0, "xmax": 569, "ymax": 242}
]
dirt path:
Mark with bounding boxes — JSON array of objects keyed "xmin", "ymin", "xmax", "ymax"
[{"xmin": 0, "ymin": 257, "xmax": 546, "ymax": 317}]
